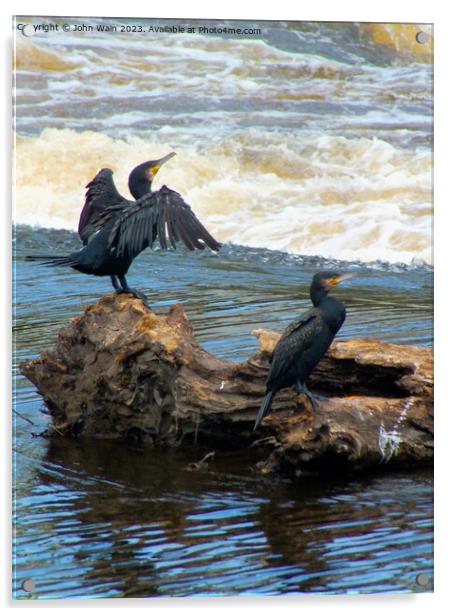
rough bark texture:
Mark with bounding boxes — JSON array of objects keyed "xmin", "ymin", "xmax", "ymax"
[{"xmin": 20, "ymin": 294, "xmax": 433, "ymax": 476}]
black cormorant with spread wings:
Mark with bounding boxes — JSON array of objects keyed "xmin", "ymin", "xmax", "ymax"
[
  {"xmin": 254, "ymin": 271, "xmax": 355, "ymax": 431},
  {"xmin": 26, "ymin": 152, "xmax": 221, "ymax": 302}
]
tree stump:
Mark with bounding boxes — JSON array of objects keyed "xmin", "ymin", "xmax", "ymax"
[{"xmin": 20, "ymin": 294, "xmax": 433, "ymax": 477}]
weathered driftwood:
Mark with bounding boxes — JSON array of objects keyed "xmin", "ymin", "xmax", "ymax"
[{"xmin": 20, "ymin": 294, "xmax": 433, "ymax": 476}]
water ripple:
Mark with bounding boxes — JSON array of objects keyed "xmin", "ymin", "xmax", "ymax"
[{"xmin": 13, "ymin": 227, "xmax": 433, "ymax": 598}]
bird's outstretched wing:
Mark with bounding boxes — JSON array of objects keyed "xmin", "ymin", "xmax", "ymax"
[
  {"xmin": 78, "ymin": 168, "xmax": 130, "ymax": 245},
  {"xmin": 266, "ymin": 309, "xmax": 324, "ymax": 389},
  {"xmin": 108, "ymin": 185, "xmax": 221, "ymax": 260}
]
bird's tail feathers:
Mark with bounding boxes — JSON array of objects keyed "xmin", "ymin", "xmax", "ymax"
[
  {"xmin": 25, "ymin": 254, "xmax": 77, "ymax": 267},
  {"xmin": 254, "ymin": 390, "xmax": 275, "ymax": 431}
]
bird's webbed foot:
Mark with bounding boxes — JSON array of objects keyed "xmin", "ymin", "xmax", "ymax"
[
  {"xmin": 116, "ymin": 276, "xmax": 150, "ymax": 307},
  {"xmin": 116, "ymin": 287, "xmax": 150, "ymax": 308},
  {"xmin": 294, "ymin": 381, "xmax": 319, "ymax": 413},
  {"xmin": 129, "ymin": 288, "xmax": 149, "ymax": 303},
  {"xmin": 129, "ymin": 288, "xmax": 150, "ymax": 307}
]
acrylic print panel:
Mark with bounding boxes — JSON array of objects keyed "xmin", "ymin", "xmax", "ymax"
[{"xmin": 13, "ymin": 18, "xmax": 433, "ymax": 599}]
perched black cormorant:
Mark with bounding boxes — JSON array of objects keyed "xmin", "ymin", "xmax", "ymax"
[
  {"xmin": 26, "ymin": 152, "xmax": 221, "ymax": 301},
  {"xmin": 254, "ymin": 271, "xmax": 355, "ymax": 431}
]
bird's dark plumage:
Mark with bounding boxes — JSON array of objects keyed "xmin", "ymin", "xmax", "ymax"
[
  {"xmin": 78, "ymin": 168, "xmax": 128, "ymax": 245},
  {"xmin": 26, "ymin": 153, "xmax": 220, "ymax": 302},
  {"xmin": 254, "ymin": 271, "xmax": 354, "ymax": 431},
  {"xmin": 109, "ymin": 185, "xmax": 219, "ymax": 259}
]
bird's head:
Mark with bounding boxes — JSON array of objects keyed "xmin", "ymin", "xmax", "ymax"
[
  {"xmin": 310, "ymin": 271, "xmax": 356, "ymax": 304},
  {"xmin": 128, "ymin": 151, "xmax": 176, "ymax": 199}
]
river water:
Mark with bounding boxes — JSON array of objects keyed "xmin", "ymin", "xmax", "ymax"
[{"xmin": 13, "ymin": 18, "xmax": 433, "ymax": 598}]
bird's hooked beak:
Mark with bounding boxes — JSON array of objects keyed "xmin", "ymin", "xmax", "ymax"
[
  {"xmin": 147, "ymin": 151, "xmax": 176, "ymax": 179},
  {"xmin": 328, "ymin": 272, "xmax": 356, "ymax": 287}
]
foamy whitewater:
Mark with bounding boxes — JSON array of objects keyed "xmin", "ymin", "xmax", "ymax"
[{"xmin": 13, "ymin": 19, "xmax": 433, "ymax": 265}]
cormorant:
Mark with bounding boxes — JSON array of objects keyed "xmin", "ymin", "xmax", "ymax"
[
  {"xmin": 26, "ymin": 152, "xmax": 221, "ymax": 301},
  {"xmin": 254, "ymin": 271, "xmax": 355, "ymax": 431}
]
